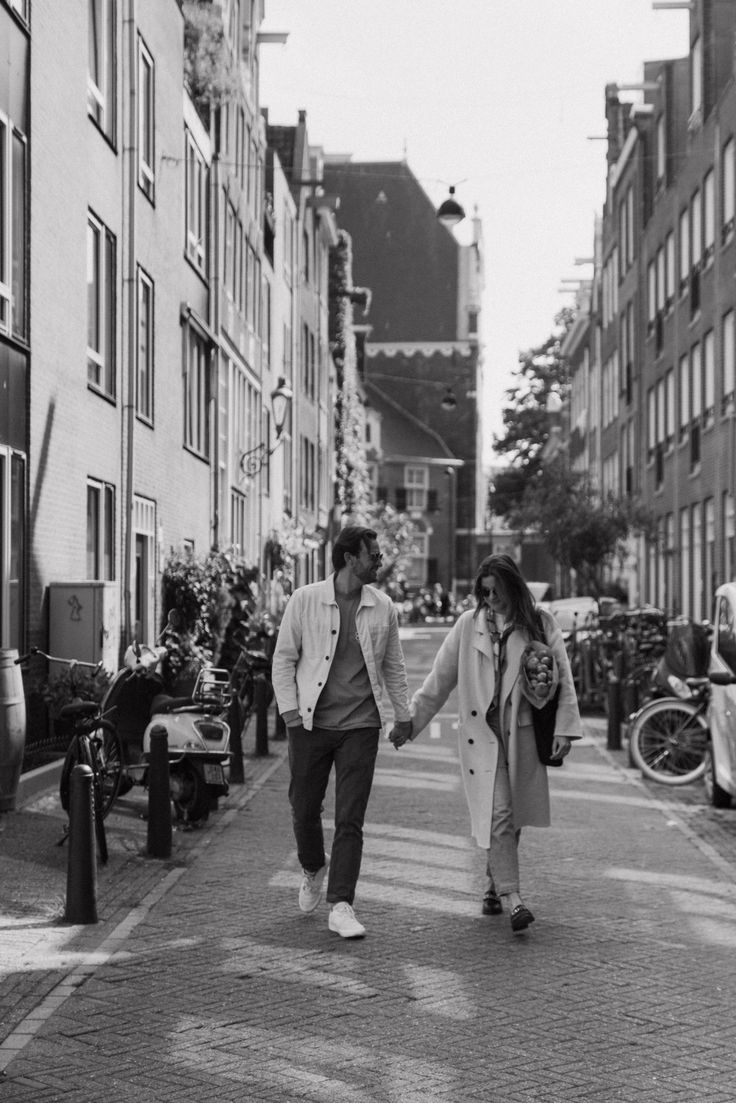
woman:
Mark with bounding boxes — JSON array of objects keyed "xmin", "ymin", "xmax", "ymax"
[{"xmin": 391, "ymin": 554, "xmax": 582, "ymax": 933}]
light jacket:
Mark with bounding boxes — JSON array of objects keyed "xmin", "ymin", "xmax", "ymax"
[
  {"xmin": 272, "ymin": 575, "xmax": 411, "ymax": 732},
  {"xmin": 410, "ymin": 607, "xmax": 583, "ymax": 849}
]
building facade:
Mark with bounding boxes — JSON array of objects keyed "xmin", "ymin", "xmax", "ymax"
[
  {"xmin": 323, "ymin": 159, "xmax": 488, "ymax": 596},
  {"xmin": 561, "ymin": 0, "xmax": 736, "ymax": 618}
]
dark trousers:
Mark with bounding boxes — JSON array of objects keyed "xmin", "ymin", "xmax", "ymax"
[{"xmin": 288, "ymin": 725, "xmax": 380, "ymax": 906}]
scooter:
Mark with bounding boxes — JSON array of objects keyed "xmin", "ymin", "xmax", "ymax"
[{"xmin": 105, "ymin": 642, "xmax": 232, "ymax": 823}]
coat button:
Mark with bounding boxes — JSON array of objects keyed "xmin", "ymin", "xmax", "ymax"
[
  {"xmin": 469, "ymin": 768, "xmax": 475, "ymax": 775},
  {"xmin": 317, "ymin": 682, "xmax": 322, "ymax": 687},
  {"xmin": 468, "ymin": 738, "xmax": 474, "ymax": 744},
  {"xmin": 332, "ymin": 629, "xmax": 337, "ymax": 634},
  {"xmin": 326, "ymin": 656, "xmax": 330, "ymax": 660},
  {"xmin": 471, "ymin": 710, "xmax": 477, "ymax": 716}
]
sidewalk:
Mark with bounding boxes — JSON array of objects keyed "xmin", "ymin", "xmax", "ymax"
[{"xmin": 2, "ymin": 711, "xmax": 736, "ymax": 1101}]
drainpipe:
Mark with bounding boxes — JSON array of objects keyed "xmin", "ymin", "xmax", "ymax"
[{"xmin": 122, "ymin": 0, "xmax": 137, "ymax": 649}]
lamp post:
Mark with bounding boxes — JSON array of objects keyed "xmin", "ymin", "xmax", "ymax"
[{"xmin": 239, "ymin": 377, "xmax": 293, "ymax": 480}]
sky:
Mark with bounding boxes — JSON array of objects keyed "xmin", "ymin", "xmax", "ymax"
[{"xmin": 258, "ymin": 1, "xmax": 691, "ymax": 453}]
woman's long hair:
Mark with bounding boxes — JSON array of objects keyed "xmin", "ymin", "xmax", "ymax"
[{"xmin": 472, "ymin": 553, "xmax": 542, "ymax": 639}]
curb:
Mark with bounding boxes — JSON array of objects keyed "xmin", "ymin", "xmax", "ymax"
[{"xmin": 15, "ymin": 759, "xmax": 64, "ymax": 809}]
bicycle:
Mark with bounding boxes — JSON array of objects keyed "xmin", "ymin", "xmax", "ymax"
[
  {"xmin": 627, "ymin": 676, "xmax": 710, "ymax": 785},
  {"xmin": 16, "ymin": 647, "xmax": 123, "ymax": 862}
]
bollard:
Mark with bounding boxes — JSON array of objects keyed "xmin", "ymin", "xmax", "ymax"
[
  {"xmin": 228, "ymin": 694, "xmax": 245, "ymax": 784},
  {"xmin": 607, "ymin": 673, "xmax": 623, "ymax": 751},
  {"xmin": 147, "ymin": 725, "xmax": 172, "ymax": 859},
  {"xmin": 65, "ymin": 764, "xmax": 98, "ymax": 924},
  {"xmin": 254, "ymin": 674, "xmax": 270, "ymax": 757}
]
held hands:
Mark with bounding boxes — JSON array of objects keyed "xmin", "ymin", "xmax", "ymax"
[
  {"xmin": 551, "ymin": 736, "xmax": 572, "ymax": 761},
  {"xmin": 389, "ymin": 720, "xmax": 413, "ymax": 749}
]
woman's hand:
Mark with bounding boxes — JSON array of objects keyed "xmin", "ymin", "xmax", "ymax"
[
  {"xmin": 551, "ymin": 736, "xmax": 572, "ymax": 761},
  {"xmin": 389, "ymin": 720, "xmax": 413, "ymax": 748}
]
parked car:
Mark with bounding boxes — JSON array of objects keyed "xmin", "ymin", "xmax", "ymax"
[
  {"xmin": 704, "ymin": 581, "xmax": 736, "ymax": 807},
  {"xmin": 547, "ymin": 596, "xmax": 599, "ymax": 635},
  {"xmin": 527, "ymin": 581, "xmax": 554, "ymax": 608}
]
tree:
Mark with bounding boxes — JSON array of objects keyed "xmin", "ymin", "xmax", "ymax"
[
  {"xmin": 510, "ymin": 457, "xmax": 656, "ymax": 597},
  {"xmin": 490, "ymin": 307, "xmax": 573, "ymax": 519}
]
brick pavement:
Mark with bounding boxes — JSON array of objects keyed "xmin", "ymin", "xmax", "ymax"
[{"xmin": 2, "ymin": 630, "xmax": 736, "ymax": 1101}]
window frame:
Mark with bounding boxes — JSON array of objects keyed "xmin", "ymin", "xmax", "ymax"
[
  {"xmin": 137, "ymin": 35, "xmax": 155, "ymax": 202},
  {"xmin": 87, "ymin": 210, "xmax": 116, "ymax": 399},
  {"xmin": 86, "ymin": 477, "xmax": 115, "ymax": 581},
  {"xmin": 136, "ymin": 265, "xmax": 154, "ymax": 424},
  {"xmin": 183, "ymin": 323, "xmax": 211, "ymax": 460},
  {"xmin": 87, "ymin": 0, "xmax": 116, "ymax": 141},
  {"xmin": 185, "ymin": 128, "xmax": 207, "ymax": 272}
]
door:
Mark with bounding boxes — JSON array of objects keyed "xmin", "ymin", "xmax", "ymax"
[{"xmin": 0, "ymin": 448, "xmax": 25, "ymax": 650}]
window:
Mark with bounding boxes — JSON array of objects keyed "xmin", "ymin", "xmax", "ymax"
[
  {"xmin": 679, "ymin": 207, "xmax": 690, "ymax": 291},
  {"xmin": 679, "ymin": 353, "xmax": 689, "ymax": 440},
  {"xmin": 87, "ymin": 212, "xmax": 116, "ymax": 397},
  {"xmin": 300, "ymin": 435, "xmax": 316, "ymax": 512},
  {"xmin": 138, "ymin": 37, "xmax": 155, "ymax": 200},
  {"xmin": 0, "ymin": 115, "xmax": 28, "ymax": 341},
  {"xmin": 703, "ymin": 329, "xmax": 715, "ymax": 426},
  {"xmin": 691, "ymin": 35, "xmax": 703, "ymax": 120},
  {"xmin": 0, "ymin": 448, "xmax": 25, "ymax": 649},
  {"xmin": 183, "ymin": 324, "xmax": 210, "ymax": 458},
  {"xmin": 185, "ymin": 129, "xmax": 207, "ymax": 271},
  {"xmin": 133, "ymin": 495, "xmax": 155, "ymax": 642},
  {"xmin": 656, "ymin": 247, "xmax": 666, "ymax": 314},
  {"xmin": 647, "ymin": 260, "xmax": 656, "ymax": 327},
  {"xmin": 691, "ymin": 189, "xmax": 702, "ymax": 268},
  {"xmin": 723, "ymin": 138, "xmax": 735, "ymax": 243},
  {"xmin": 665, "ymin": 232, "xmax": 675, "ymax": 308},
  {"xmin": 405, "ymin": 465, "xmax": 428, "ymax": 511},
  {"xmin": 725, "ymin": 493, "xmax": 736, "ymax": 583},
  {"xmin": 88, "ymin": 0, "xmax": 116, "ymax": 140},
  {"xmin": 704, "ymin": 170, "xmax": 715, "ymax": 263},
  {"xmin": 665, "ymin": 368, "xmax": 675, "ymax": 447},
  {"xmin": 136, "ymin": 267, "xmax": 154, "ymax": 422},
  {"xmin": 656, "ymin": 115, "xmax": 666, "ymax": 186},
  {"xmin": 724, "ymin": 310, "xmax": 735, "ymax": 413},
  {"xmin": 86, "ymin": 479, "xmax": 115, "ymax": 580}
]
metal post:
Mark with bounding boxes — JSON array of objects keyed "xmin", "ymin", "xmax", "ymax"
[
  {"xmin": 65, "ymin": 764, "xmax": 98, "ymax": 924},
  {"xmin": 147, "ymin": 725, "xmax": 171, "ymax": 859},
  {"xmin": 254, "ymin": 675, "xmax": 270, "ymax": 756},
  {"xmin": 228, "ymin": 694, "xmax": 245, "ymax": 784},
  {"xmin": 607, "ymin": 672, "xmax": 623, "ymax": 751}
]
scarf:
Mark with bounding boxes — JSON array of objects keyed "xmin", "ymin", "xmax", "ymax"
[{"xmin": 485, "ymin": 608, "xmax": 515, "ymax": 710}]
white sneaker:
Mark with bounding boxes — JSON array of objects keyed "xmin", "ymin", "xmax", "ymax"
[
  {"xmin": 328, "ymin": 902, "xmax": 366, "ymax": 939},
  {"xmin": 298, "ymin": 861, "xmax": 328, "ymax": 913}
]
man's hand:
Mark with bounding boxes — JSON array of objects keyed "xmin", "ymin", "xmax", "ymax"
[{"xmin": 389, "ymin": 720, "xmax": 413, "ymax": 749}]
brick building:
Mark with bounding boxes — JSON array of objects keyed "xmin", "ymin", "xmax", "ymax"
[
  {"xmin": 322, "ymin": 159, "xmax": 488, "ymax": 595},
  {"xmin": 561, "ymin": 0, "xmax": 736, "ymax": 617}
]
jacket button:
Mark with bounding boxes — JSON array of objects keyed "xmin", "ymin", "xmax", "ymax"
[
  {"xmin": 468, "ymin": 738, "xmax": 474, "ymax": 744},
  {"xmin": 317, "ymin": 682, "xmax": 322, "ymax": 687},
  {"xmin": 469, "ymin": 768, "xmax": 475, "ymax": 775},
  {"xmin": 307, "ymin": 707, "xmax": 312, "ymax": 712},
  {"xmin": 332, "ymin": 629, "xmax": 337, "ymax": 635},
  {"xmin": 471, "ymin": 710, "xmax": 477, "ymax": 716}
]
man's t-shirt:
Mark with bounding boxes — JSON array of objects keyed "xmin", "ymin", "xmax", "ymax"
[{"xmin": 313, "ymin": 588, "xmax": 381, "ymax": 730}]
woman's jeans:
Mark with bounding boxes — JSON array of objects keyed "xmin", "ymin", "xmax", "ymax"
[
  {"xmin": 288, "ymin": 725, "xmax": 380, "ymax": 906},
  {"xmin": 486, "ymin": 708, "xmax": 520, "ymax": 896}
]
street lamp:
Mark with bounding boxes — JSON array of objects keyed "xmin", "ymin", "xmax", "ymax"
[
  {"xmin": 239, "ymin": 377, "xmax": 293, "ymax": 479},
  {"xmin": 437, "ymin": 186, "xmax": 466, "ymax": 227}
]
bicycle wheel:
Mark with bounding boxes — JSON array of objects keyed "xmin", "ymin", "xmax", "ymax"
[
  {"xmin": 629, "ymin": 698, "xmax": 708, "ymax": 785},
  {"xmin": 91, "ymin": 721, "xmax": 124, "ymax": 817}
]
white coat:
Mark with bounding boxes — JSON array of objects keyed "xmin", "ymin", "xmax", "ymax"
[{"xmin": 410, "ymin": 607, "xmax": 583, "ymax": 849}]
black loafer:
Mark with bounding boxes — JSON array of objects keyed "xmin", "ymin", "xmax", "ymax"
[
  {"xmin": 510, "ymin": 904, "xmax": 535, "ymax": 933},
  {"xmin": 482, "ymin": 890, "xmax": 503, "ymax": 916}
]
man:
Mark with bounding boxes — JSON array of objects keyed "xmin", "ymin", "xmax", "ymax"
[{"xmin": 272, "ymin": 525, "xmax": 413, "ymax": 939}]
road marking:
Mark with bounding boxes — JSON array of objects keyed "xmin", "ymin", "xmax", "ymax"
[{"xmin": 429, "ymin": 721, "xmax": 442, "ymax": 740}]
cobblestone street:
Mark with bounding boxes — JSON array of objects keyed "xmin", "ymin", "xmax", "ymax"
[{"xmin": 2, "ymin": 628, "xmax": 736, "ymax": 1102}]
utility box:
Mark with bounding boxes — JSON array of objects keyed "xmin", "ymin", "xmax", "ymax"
[{"xmin": 48, "ymin": 581, "xmax": 120, "ymax": 673}]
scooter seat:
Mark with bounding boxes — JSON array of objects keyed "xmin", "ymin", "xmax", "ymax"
[{"xmin": 150, "ymin": 693, "xmax": 195, "ymax": 715}]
